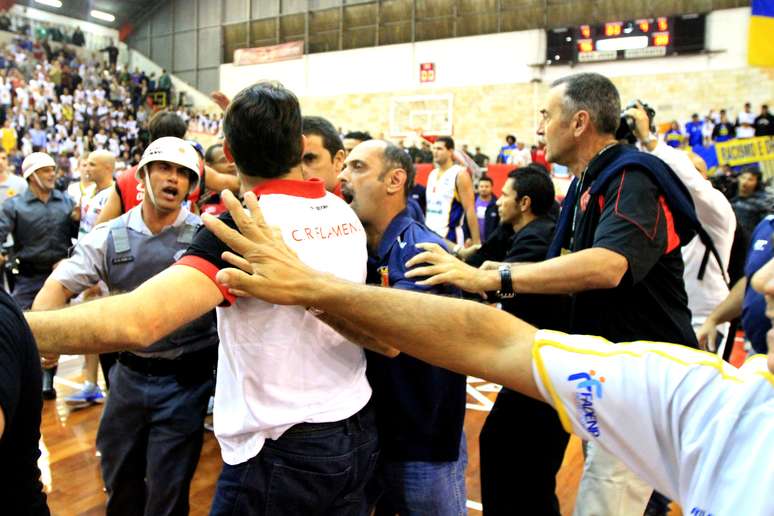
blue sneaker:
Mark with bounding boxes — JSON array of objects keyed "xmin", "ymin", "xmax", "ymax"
[{"xmin": 65, "ymin": 383, "xmax": 105, "ymax": 409}]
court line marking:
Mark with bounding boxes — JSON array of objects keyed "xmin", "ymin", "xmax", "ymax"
[{"xmin": 466, "ymin": 499, "xmax": 483, "ymax": 511}]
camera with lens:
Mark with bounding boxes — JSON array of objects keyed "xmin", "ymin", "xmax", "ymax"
[{"xmin": 616, "ymin": 100, "xmax": 656, "ymax": 144}]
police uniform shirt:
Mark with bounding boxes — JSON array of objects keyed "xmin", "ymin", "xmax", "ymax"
[
  {"xmin": 532, "ymin": 330, "xmax": 773, "ymax": 516},
  {"xmin": 0, "ymin": 188, "xmax": 75, "ymax": 267},
  {"xmin": 364, "ymin": 210, "xmax": 466, "ymax": 462},
  {"xmin": 177, "ymin": 178, "xmax": 372, "ymax": 466},
  {"xmin": 52, "ymin": 204, "xmax": 194, "ymax": 295}
]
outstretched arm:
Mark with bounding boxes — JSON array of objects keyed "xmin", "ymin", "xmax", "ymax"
[{"xmin": 26, "ymin": 265, "xmax": 223, "ymax": 354}]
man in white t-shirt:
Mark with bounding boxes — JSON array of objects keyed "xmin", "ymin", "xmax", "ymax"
[
  {"xmin": 25, "ymin": 82, "xmax": 377, "ymax": 515},
  {"xmin": 196, "ymin": 181, "xmax": 774, "ymax": 516}
]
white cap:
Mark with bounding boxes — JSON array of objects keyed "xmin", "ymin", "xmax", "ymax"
[
  {"xmin": 22, "ymin": 152, "xmax": 56, "ymax": 179},
  {"xmin": 136, "ymin": 136, "xmax": 201, "ymax": 192}
]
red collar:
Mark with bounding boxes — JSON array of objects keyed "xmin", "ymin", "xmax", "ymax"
[{"xmin": 250, "ymin": 178, "xmax": 326, "ymax": 199}]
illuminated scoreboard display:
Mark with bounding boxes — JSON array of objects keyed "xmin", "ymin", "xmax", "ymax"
[{"xmin": 546, "ymin": 13, "xmax": 706, "ymax": 65}]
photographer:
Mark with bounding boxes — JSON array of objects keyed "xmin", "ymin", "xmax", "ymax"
[
  {"xmin": 624, "ymin": 102, "xmax": 736, "ymax": 348},
  {"xmin": 400, "ymin": 73, "xmax": 702, "ymax": 515}
]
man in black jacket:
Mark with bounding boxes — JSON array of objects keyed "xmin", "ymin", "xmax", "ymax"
[{"xmin": 462, "ymin": 165, "xmax": 569, "ymax": 515}]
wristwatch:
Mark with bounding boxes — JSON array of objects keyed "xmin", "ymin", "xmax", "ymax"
[{"xmin": 497, "ymin": 264, "xmax": 515, "ymax": 299}]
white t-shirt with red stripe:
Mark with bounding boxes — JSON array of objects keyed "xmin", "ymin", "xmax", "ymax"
[{"xmin": 176, "ymin": 178, "xmax": 372, "ymax": 465}]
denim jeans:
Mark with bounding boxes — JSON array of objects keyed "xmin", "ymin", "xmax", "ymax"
[
  {"xmin": 369, "ymin": 433, "xmax": 467, "ymax": 516},
  {"xmin": 210, "ymin": 401, "xmax": 379, "ymax": 516},
  {"xmin": 96, "ymin": 362, "xmax": 212, "ymax": 516}
]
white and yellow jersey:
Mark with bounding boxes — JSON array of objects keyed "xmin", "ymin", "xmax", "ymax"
[
  {"xmin": 532, "ymin": 330, "xmax": 773, "ymax": 516},
  {"xmin": 425, "ymin": 164, "xmax": 465, "ymax": 242}
]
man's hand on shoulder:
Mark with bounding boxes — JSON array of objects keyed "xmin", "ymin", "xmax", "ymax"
[
  {"xmin": 405, "ymin": 242, "xmax": 493, "ymax": 295},
  {"xmin": 201, "ymin": 190, "xmax": 323, "ymax": 306}
]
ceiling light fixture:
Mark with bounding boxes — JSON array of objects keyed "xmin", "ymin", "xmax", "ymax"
[
  {"xmin": 34, "ymin": 0, "xmax": 63, "ymax": 8},
  {"xmin": 90, "ymin": 9, "xmax": 116, "ymax": 22}
]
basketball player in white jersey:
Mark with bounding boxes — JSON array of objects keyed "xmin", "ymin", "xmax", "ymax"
[{"xmin": 425, "ymin": 136, "xmax": 480, "ymax": 246}]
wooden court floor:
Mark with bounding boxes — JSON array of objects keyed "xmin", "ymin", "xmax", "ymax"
[{"xmin": 41, "ymin": 357, "xmax": 587, "ymax": 515}]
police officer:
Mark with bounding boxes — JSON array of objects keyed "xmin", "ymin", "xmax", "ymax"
[
  {"xmin": 33, "ymin": 137, "xmax": 218, "ymax": 516},
  {"xmin": 0, "ymin": 151, "xmax": 78, "ymax": 399}
]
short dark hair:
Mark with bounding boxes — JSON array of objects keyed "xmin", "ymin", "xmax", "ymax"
[
  {"xmin": 381, "ymin": 141, "xmax": 415, "ymax": 199},
  {"xmin": 303, "ymin": 116, "xmax": 344, "ymax": 159},
  {"xmin": 506, "ymin": 134, "xmax": 516, "ymax": 144},
  {"xmin": 436, "ymin": 136, "xmax": 455, "ymax": 150},
  {"xmin": 148, "ymin": 111, "xmax": 186, "ymax": 141},
  {"xmin": 739, "ymin": 166, "xmax": 763, "ymax": 191},
  {"xmin": 343, "ymin": 131, "xmax": 372, "ymax": 142},
  {"xmin": 478, "ymin": 175, "xmax": 493, "ymax": 185},
  {"xmin": 507, "ymin": 165, "xmax": 555, "ymax": 216},
  {"xmin": 223, "ymin": 82, "xmax": 303, "ymax": 178},
  {"xmin": 204, "ymin": 143, "xmax": 223, "ymax": 164},
  {"xmin": 551, "ymin": 73, "xmax": 620, "ymax": 135}
]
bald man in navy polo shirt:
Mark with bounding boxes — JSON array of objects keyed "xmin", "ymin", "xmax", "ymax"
[{"xmin": 338, "ymin": 139, "xmax": 467, "ymax": 515}]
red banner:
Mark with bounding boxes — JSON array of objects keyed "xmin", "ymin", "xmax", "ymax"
[{"xmin": 234, "ymin": 41, "xmax": 304, "ymax": 66}]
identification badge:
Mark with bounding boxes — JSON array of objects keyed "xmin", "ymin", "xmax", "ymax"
[{"xmin": 111, "ymin": 255, "xmax": 134, "ymax": 265}]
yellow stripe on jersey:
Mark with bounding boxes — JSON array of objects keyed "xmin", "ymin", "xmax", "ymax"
[{"xmin": 531, "ymin": 330, "xmax": 760, "ymax": 433}]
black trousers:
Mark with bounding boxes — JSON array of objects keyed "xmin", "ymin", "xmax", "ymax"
[{"xmin": 479, "ymin": 387, "xmax": 570, "ymax": 516}]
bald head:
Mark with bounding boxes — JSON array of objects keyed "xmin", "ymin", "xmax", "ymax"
[
  {"xmin": 86, "ymin": 150, "xmax": 116, "ymax": 187},
  {"xmin": 687, "ymin": 152, "xmax": 708, "ymax": 179}
]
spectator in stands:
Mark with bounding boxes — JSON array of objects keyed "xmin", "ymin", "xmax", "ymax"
[
  {"xmin": 426, "ymin": 136, "xmax": 480, "ymax": 245},
  {"xmin": 685, "ymin": 113, "xmax": 703, "ymax": 147},
  {"xmin": 731, "ymin": 167, "xmax": 772, "ymax": 238},
  {"xmin": 29, "ymin": 121, "xmax": 46, "ymax": 150},
  {"xmin": 475, "ymin": 175, "xmax": 498, "ymax": 243},
  {"xmin": 71, "ymin": 27, "xmax": 85, "ymax": 46},
  {"xmin": 0, "ymin": 11, "xmax": 11, "ymax": 32},
  {"xmin": 99, "ymin": 40, "xmax": 119, "ymax": 70},
  {"xmin": 736, "ymin": 101, "xmax": 756, "ymax": 138},
  {"xmin": 712, "ymin": 110, "xmax": 735, "ymax": 142},
  {"xmin": 473, "ymin": 146, "xmax": 489, "ymax": 167},
  {"xmin": 702, "ymin": 114, "xmax": 715, "ymax": 146},
  {"xmin": 1, "ymin": 119, "xmax": 16, "ymax": 154},
  {"xmin": 754, "ymin": 104, "xmax": 774, "ymax": 136},
  {"xmin": 664, "ymin": 120, "xmax": 683, "ymax": 148},
  {"xmin": 158, "ymin": 69, "xmax": 172, "ymax": 103},
  {"xmin": 496, "ymin": 134, "xmax": 517, "ymax": 164},
  {"xmin": 338, "ymin": 139, "xmax": 468, "ymax": 514}
]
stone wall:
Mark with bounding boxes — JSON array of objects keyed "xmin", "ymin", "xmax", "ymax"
[{"xmin": 300, "ymin": 66, "xmax": 774, "ymax": 158}]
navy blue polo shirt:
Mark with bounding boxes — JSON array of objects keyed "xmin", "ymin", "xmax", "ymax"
[
  {"xmin": 365, "ymin": 210, "xmax": 467, "ymax": 462},
  {"xmin": 742, "ymin": 216, "xmax": 774, "ymax": 354}
]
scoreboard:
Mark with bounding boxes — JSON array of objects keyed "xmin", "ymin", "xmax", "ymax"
[{"xmin": 546, "ymin": 13, "xmax": 706, "ymax": 65}]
